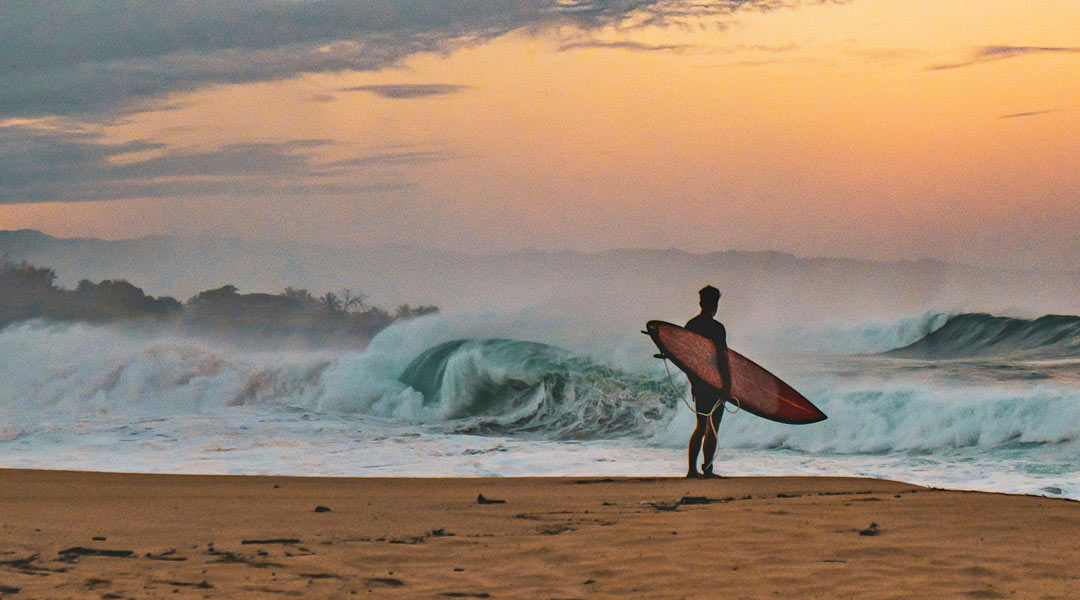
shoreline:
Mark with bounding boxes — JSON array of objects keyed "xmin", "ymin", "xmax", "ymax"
[
  {"xmin": 2, "ymin": 469, "xmax": 1077, "ymax": 598},
  {"xmin": 1, "ymin": 465, "xmax": 1076, "ymax": 497}
]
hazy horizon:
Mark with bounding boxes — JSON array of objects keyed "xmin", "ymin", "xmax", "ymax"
[
  {"xmin": 5, "ymin": 226, "xmax": 1079, "ymax": 366},
  {"xmin": 7, "ymin": 227, "xmax": 1080, "ymax": 278}
]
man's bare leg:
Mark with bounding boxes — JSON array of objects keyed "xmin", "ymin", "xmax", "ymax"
[
  {"xmin": 701, "ymin": 412, "xmax": 722, "ymax": 478},
  {"xmin": 687, "ymin": 414, "xmax": 708, "ymax": 477}
]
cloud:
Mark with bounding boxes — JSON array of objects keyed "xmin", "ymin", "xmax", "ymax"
[
  {"xmin": 557, "ymin": 40, "xmax": 691, "ymax": 52},
  {"xmin": 928, "ymin": 45, "xmax": 1080, "ymax": 71},
  {"xmin": 324, "ymin": 150, "xmax": 457, "ymax": 167},
  {"xmin": 998, "ymin": 109, "xmax": 1063, "ymax": 119},
  {"xmin": 0, "ymin": 125, "xmax": 418, "ymax": 204},
  {"xmin": 0, "ymin": 40, "xmax": 445, "ymax": 118},
  {"xmin": 0, "ymin": 0, "xmax": 786, "ymax": 119},
  {"xmin": 0, "ymin": 0, "xmax": 825, "ymax": 208},
  {"xmin": 735, "ymin": 43, "xmax": 801, "ymax": 53},
  {"xmin": 723, "ymin": 57, "xmax": 820, "ymax": 68},
  {"xmin": 339, "ymin": 84, "xmax": 471, "ymax": 99}
]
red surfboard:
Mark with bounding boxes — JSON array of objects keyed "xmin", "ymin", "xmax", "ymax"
[{"xmin": 645, "ymin": 320, "xmax": 826, "ymax": 425}]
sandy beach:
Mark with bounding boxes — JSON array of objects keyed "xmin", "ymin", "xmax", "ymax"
[{"xmin": 0, "ymin": 470, "xmax": 1075, "ymax": 599}]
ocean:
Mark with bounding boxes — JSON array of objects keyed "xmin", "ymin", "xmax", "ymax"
[{"xmin": 1, "ymin": 312, "xmax": 1077, "ymax": 499}]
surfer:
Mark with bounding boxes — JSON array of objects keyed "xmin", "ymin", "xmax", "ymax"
[{"xmin": 684, "ymin": 285, "xmax": 731, "ymax": 478}]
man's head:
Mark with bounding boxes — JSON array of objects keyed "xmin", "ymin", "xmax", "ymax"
[{"xmin": 699, "ymin": 285, "xmax": 720, "ymax": 314}]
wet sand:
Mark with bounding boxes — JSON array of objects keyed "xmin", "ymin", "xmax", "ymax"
[{"xmin": 0, "ymin": 469, "xmax": 1077, "ymax": 599}]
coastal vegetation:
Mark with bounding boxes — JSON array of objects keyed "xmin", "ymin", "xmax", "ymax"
[{"xmin": 0, "ymin": 257, "xmax": 437, "ymax": 346}]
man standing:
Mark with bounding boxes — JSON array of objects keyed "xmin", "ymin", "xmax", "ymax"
[{"xmin": 684, "ymin": 285, "xmax": 731, "ymax": 478}]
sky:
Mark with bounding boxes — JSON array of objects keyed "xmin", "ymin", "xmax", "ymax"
[{"xmin": 1, "ymin": 0, "xmax": 1078, "ymax": 270}]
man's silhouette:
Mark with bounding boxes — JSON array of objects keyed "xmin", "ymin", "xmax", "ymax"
[{"xmin": 684, "ymin": 285, "xmax": 731, "ymax": 478}]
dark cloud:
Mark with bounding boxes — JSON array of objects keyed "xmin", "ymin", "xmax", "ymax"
[
  {"xmin": 339, "ymin": 84, "xmax": 471, "ymax": 99},
  {"xmin": 0, "ymin": 0, "xmax": 782, "ymax": 118},
  {"xmin": 0, "ymin": 40, "xmax": 443, "ymax": 118},
  {"xmin": 928, "ymin": 45, "xmax": 1080, "ymax": 71},
  {"xmin": 0, "ymin": 125, "xmax": 413, "ymax": 204},
  {"xmin": 998, "ymin": 109, "xmax": 1063, "ymax": 119},
  {"xmin": 558, "ymin": 40, "xmax": 691, "ymax": 52},
  {"xmin": 0, "ymin": 0, "xmax": 824, "ymax": 207}
]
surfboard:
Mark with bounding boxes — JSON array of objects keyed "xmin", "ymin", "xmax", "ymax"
[{"xmin": 645, "ymin": 320, "xmax": 826, "ymax": 425}]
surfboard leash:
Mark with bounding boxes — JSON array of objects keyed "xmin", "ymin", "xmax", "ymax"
[
  {"xmin": 642, "ymin": 327, "xmax": 740, "ymax": 466},
  {"xmin": 659, "ymin": 357, "xmax": 739, "ymax": 472},
  {"xmin": 659, "ymin": 355, "xmax": 741, "ymax": 422}
]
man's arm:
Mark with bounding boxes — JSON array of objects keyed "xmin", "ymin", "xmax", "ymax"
[
  {"xmin": 716, "ymin": 324, "xmax": 732, "ymax": 397},
  {"xmin": 718, "ymin": 346, "xmax": 732, "ymax": 397}
]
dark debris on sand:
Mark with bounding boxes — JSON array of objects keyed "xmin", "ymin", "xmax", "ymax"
[
  {"xmin": 205, "ymin": 545, "xmax": 283, "ymax": 568},
  {"xmin": 678, "ymin": 496, "xmax": 734, "ymax": 505},
  {"xmin": 145, "ymin": 549, "xmax": 186, "ymax": 561},
  {"xmin": 151, "ymin": 579, "xmax": 213, "ymax": 589},
  {"xmin": 57, "ymin": 547, "xmax": 133, "ymax": 560},
  {"xmin": 538, "ymin": 524, "xmax": 573, "ymax": 535},
  {"xmin": 859, "ymin": 522, "xmax": 880, "ymax": 536},
  {"xmin": 0, "ymin": 554, "xmax": 38, "ymax": 568},
  {"xmin": 0, "ymin": 553, "xmax": 66, "ymax": 576},
  {"xmin": 365, "ymin": 577, "xmax": 405, "ymax": 587}
]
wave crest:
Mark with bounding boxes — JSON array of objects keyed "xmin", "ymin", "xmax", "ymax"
[
  {"xmin": 399, "ymin": 338, "xmax": 679, "ymax": 438},
  {"xmin": 700, "ymin": 383, "xmax": 1080, "ymax": 454},
  {"xmin": 886, "ymin": 313, "xmax": 1080, "ymax": 359}
]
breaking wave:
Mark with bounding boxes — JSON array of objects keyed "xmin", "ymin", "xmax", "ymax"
[
  {"xmin": 0, "ymin": 320, "xmax": 682, "ymax": 441},
  {"xmin": 699, "ymin": 382, "xmax": 1080, "ymax": 454},
  {"xmin": 1, "ymin": 315, "xmax": 1077, "ymax": 455},
  {"xmin": 398, "ymin": 338, "xmax": 679, "ymax": 438},
  {"xmin": 885, "ymin": 313, "xmax": 1080, "ymax": 359}
]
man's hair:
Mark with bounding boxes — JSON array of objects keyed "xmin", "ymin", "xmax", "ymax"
[{"xmin": 699, "ymin": 285, "xmax": 720, "ymax": 309}]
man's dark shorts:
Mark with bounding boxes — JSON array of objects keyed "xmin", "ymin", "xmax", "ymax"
[{"xmin": 691, "ymin": 385, "xmax": 726, "ymax": 417}]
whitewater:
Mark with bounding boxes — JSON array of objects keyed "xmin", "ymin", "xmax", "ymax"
[{"xmin": 1, "ymin": 312, "xmax": 1077, "ymax": 499}]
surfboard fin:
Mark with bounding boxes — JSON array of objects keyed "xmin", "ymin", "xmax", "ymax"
[{"xmin": 653, "ymin": 353, "xmax": 668, "ymax": 360}]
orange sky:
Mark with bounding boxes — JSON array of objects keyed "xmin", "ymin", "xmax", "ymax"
[{"xmin": 1, "ymin": 0, "xmax": 1078, "ymax": 269}]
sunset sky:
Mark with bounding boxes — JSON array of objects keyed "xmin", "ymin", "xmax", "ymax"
[{"xmin": 1, "ymin": 0, "xmax": 1078, "ymax": 269}]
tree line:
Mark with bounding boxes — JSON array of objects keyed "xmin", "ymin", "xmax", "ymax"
[{"xmin": 0, "ymin": 258, "xmax": 437, "ymax": 345}]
